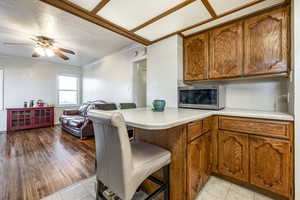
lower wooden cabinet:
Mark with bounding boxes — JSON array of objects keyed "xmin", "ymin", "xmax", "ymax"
[
  {"xmin": 218, "ymin": 131, "xmax": 249, "ymax": 182},
  {"xmin": 249, "ymin": 136, "xmax": 291, "ymax": 197},
  {"xmin": 216, "ymin": 117, "xmax": 293, "ymax": 199},
  {"xmin": 187, "ymin": 132, "xmax": 212, "ymax": 200}
]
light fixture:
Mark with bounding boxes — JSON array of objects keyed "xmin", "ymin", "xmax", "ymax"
[
  {"xmin": 45, "ymin": 48, "xmax": 54, "ymax": 57},
  {"xmin": 35, "ymin": 46, "xmax": 45, "ymax": 56}
]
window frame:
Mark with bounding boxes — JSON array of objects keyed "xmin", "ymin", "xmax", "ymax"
[
  {"xmin": 56, "ymin": 74, "xmax": 81, "ymax": 107},
  {"xmin": 0, "ymin": 68, "xmax": 3, "ymax": 111}
]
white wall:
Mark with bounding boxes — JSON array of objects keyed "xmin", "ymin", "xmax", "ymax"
[
  {"xmin": 292, "ymin": 0, "xmax": 299, "ymax": 199},
  {"xmin": 147, "ymin": 35, "xmax": 182, "ymax": 108},
  {"xmin": 224, "ymin": 79, "xmax": 288, "ymax": 112},
  {"xmin": 82, "ymin": 45, "xmax": 146, "ymax": 104},
  {"xmin": 0, "ymin": 55, "xmax": 82, "ymax": 131}
]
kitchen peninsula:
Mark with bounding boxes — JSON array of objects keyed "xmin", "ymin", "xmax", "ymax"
[{"xmin": 88, "ymin": 108, "xmax": 294, "ymax": 200}]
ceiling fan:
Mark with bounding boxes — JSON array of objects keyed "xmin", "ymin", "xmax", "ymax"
[{"xmin": 3, "ymin": 36, "xmax": 75, "ymax": 60}]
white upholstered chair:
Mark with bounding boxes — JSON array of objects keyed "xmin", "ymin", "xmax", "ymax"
[{"xmin": 88, "ymin": 110, "xmax": 171, "ymax": 200}]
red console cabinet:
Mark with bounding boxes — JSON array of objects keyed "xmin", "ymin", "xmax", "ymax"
[{"xmin": 7, "ymin": 107, "xmax": 54, "ymax": 131}]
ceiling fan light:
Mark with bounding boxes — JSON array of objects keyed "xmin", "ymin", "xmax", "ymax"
[
  {"xmin": 35, "ymin": 46, "xmax": 45, "ymax": 56},
  {"xmin": 45, "ymin": 48, "xmax": 54, "ymax": 57}
]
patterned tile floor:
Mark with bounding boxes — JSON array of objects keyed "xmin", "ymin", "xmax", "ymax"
[{"xmin": 42, "ymin": 176, "xmax": 274, "ymax": 200}]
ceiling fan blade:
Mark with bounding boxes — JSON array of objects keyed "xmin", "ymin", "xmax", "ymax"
[
  {"xmin": 32, "ymin": 52, "xmax": 40, "ymax": 57},
  {"xmin": 53, "ymin": 49, "xmax": 69, "ymax": 60},
  {"xmin": 58, "ymin": 48, "xmax": 75, "ymax": 55},
  {"xmin": 3, "ymin": 42, "xmax": 32, "ymax": 46}
]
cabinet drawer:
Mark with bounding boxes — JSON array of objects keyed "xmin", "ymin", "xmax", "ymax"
[
  {"xmin": 188, "ymin": 118, "xmax": 211, "ymax": 142},
  {"xmin": 203, "ymin": 118, "xmax": 211, "ymax": 133},
  {"xmin": 219, "ymin": 116, "xmax": 291, "ymax": 139},
  {"xmin": 188, "ymin": 121, "xmax": 203, "ymax": 142}
]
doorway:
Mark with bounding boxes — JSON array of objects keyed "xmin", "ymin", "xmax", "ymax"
[{"xmin": 133, "ymin": 59, "xmax": 147, "ymax": 107}]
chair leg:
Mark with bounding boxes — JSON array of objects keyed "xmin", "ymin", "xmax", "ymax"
[
  {"xmin": 96, "ymin": 180, "xmax": 107, "ymax": 200},
  {"xmin": 163, "ymin": 165, "xmax": 170, "ymax": 200},
  {"xmin": 145, "ymin": 165, "xmax": 170, "ymax": 200}
]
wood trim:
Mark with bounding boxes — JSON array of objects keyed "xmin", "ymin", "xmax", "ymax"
[
  {"xmin": 130, "ymin": 0, "xmax": 196, "ymax": 32},
  {"xmin": 91, "ymin": 0, "xmax": 110, "ymax": 14},
  {"xmin": 39, "ymin": 0, "xmax": 151, "ymax": 45},
  {"xmin": 152, "ymin": 0, "xmax": 275, "ymax": 43},
  {"xmin": 219, "ymin": 116, "xmax": 292, "ymax": 140},
  {"xmin": 200, "ymin": 0, "xmax": 217, "ymax": 17},
  {"xmin": 183, "ymin": 72, "xmax": 289, "ymax": 83}
]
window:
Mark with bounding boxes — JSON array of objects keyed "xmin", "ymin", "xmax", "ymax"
[
  {"xmin": 57, "ymin": 75, "xmax": 80, "ymax": 106},
  {"xmin": 0, "ymin": 69, "xmax": 3, "ymax": 110}
]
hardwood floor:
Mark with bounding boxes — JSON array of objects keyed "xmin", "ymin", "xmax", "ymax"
[{"xmin": 0, "ymin": 126, "xmax": 96, "ymax": 200}]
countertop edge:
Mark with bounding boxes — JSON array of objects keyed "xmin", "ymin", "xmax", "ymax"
[
  {"xmin": 126, "ymin": 113, "xmax": 214, "ymax": 130},
  {"xmin": 88, "ymin": 109, "xmax": 294, "ymax": 130}
]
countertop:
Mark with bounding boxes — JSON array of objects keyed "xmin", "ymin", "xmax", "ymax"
[{"xmin": 88, "ymin": 108, "xmax": 294, "ymax": 130}]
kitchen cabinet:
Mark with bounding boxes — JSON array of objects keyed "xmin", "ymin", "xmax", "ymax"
[
  {"xmin": 184, "ymin": 32, "xmax": 209, "ymax": 81},
  {"xmin": 219, "ymin": 116, "xmax": 291, "ymax": 139},
  {"xmin": 187, "ymin": 118, "xmax": 211, "ymax": 142},
  {"xmin": 187, "ymin": 131, "xmax": 212, "ymax": 200},
  {"xmin": 250, "ymin": 136, "xmax": 291, "ymax": 197},
  {"xmin": 135, "ymin": 114, "xmax": 293, "ymax": 200},
  {"xmin": 209, "ymin": 22, "xmax": 243, "ymax": 79},
  {"xmin": 183, "ymin": 7, "xmax": 289, "ymax": 82},
  {"xmin": 218, "ymin": 131, "xmax": 249, "ymax": 182},
  {"xmin": 244, "ymin": 8, "xmax": 288, "ymax": 76}
]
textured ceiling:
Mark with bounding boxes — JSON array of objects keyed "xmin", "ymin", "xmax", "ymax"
[
  {"xmin": 0, "ymin": 0, "xmax": 287, "ymax": 66},
  {"xmin": 98, "ymin": 0, "xmax": 185, "ymax": 30},
  {"xmin": 0, "ymin": 0, "xmax": 137, "ymax": 66},
  {"xmin": 47, "ymin": 0, "xmax": 288, "ymax": 43}
]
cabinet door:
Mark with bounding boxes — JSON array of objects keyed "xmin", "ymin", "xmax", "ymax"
[
  {"xmin": 209, "ymin": 22, "xmax": 243, "ymax": 79},
  {"xmin": 184, "ymin": 33, "xmax": 209, "ymax": 81},
  {"xmin": 187, "ymin": 132, "xmax": 212, "ymax": 200},
  {"xmin": 250, "ymin": 136, "xmax": 291, "ymax": 197},
  {"xmin": 244, "ymin": 8, "xmax": 288, "ymax": 76},
  {"xmin": 218, "ymin": 131, "xmax": 249, "ymax": 182}
]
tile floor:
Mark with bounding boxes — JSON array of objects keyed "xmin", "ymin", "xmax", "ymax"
[{"xmin": 42, "ymin": 176, "xmax": 275, "ymax": 200}]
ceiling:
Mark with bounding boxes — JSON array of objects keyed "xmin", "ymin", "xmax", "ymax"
[
  {"xmin": 0, "ymin": 0, "xmax": 137, "ymax": 66},
  {"xmin": 40, "ymin": 0, "xmax": 287, "ymax": 44},
  {"xmin": 0, "ymin": 0, "xmax": 287, "ymax": 66}
]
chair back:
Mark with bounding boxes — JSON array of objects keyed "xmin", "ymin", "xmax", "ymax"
[
  {"xmin": 120, "ymin": 103, "xmax": 137, "ymax": 109},
  {"xmin": 95, "ymin": 103, "xmax": 118, "ymax": 110},
  {"xmin": 89, "ymin": 111, "xmax": 133, "ymax": 199}
]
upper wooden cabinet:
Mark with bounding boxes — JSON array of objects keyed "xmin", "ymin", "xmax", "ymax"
[
  {"xmin": 184, "ymin": 33, "xmax": 209, "ymax": 81},
  {"xmin": 250, "ymin": 136, "xmax": 291, "ymax": 197},
  {"xmin": 183, "ymin": 7, "xmax": 289, "ymax": 82},
  {"xmin": 209, "ymin": 22, "xmax": 243, "ymax": 79},
  {"xmin": 244, "ymin": 8, "xmax": 289, "ymax": 76}
]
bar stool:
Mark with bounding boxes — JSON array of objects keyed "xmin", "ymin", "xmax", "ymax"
[
  {"xmin": 88, "ymin": 111, "xmax": 171, "ymax": 200},
  {"xmin": 119, "ymin": 103, "xmax": 137, "ymax": 139}
]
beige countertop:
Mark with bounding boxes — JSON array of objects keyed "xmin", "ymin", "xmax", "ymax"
[{"xmin": 88, "ymin": 107, "xmax": 294, "ymax": 130}]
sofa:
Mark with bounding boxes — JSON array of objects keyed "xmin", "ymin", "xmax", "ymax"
[{"xmin": 59, "ymin": 101, "xmax": 117, "ymax": 139}]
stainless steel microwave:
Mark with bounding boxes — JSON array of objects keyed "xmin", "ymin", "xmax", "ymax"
[{"xmin": 178, "ymin": 85, "xmax": 225, "ymax": 110}]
